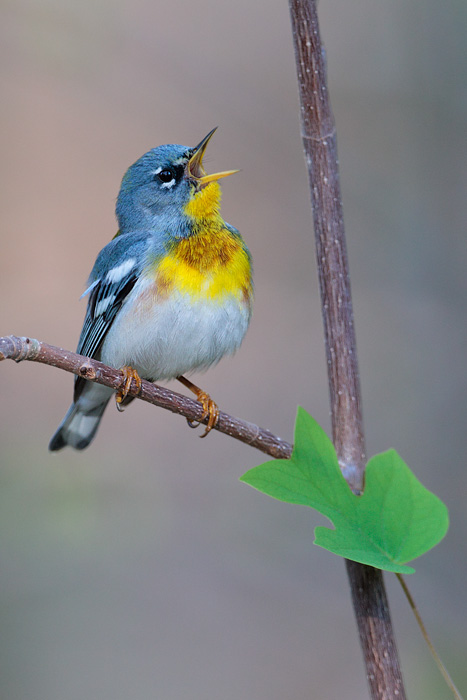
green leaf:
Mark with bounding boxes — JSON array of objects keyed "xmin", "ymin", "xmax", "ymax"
[{"xmin": 240, "ymin": 408, "xmax": 449, "ymax": 574}]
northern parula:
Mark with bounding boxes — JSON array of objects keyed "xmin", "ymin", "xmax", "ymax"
[{"xmin": 49, "ymin": 128, "xmax": 253, "ymax": 451}]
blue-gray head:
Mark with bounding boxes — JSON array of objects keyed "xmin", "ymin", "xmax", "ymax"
[{"xmin": 115, "ymin": 128, "xmax": 238, "ymax": 237}]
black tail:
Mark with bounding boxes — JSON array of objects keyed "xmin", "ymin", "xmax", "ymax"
[{"xmin": 49, "ymin": 399, "xmax": 110, "ymax": 451}]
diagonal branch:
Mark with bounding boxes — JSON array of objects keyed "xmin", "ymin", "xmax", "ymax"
[{"xmin": 0, "ymin": 335, "xmax": 292, "ymax": 460}]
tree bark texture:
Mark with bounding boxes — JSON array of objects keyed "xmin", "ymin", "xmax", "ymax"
[
  {"xmin": 0, "ymin": 335, "xmax": 292, "ymax": 460},
  {"xmin": 288, "ymin": 1, "xmax": 406, "ymax": 698}
]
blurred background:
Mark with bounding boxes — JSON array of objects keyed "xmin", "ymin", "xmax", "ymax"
[{"xmin": 1, "ymin": 0, "xmax": 466, "ymax": 697}]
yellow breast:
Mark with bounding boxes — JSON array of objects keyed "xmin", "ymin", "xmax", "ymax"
[
  {"xmin": 155, "ymin": 230, "xmax": 251, "ymax": 302},
  {"xmin": 143, "ymin": 181, "xmax": 252, "ymax": 304}
]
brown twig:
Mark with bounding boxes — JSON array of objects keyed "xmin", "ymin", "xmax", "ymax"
[
  {"xmin": 0, "ymin": 335, "xmax": 292, "ymax": 460},
  {"xmin": 396, "ymin": 574, "xmax": 464, "ymax": 700},
  {"xmin": 288, "ymin": 1, "xmax": 406, "ymax": 698}
]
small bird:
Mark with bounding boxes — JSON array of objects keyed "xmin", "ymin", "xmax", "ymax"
[{"xmin": 49, "ymin": 128, "xmax": 253, "ymax": 451}]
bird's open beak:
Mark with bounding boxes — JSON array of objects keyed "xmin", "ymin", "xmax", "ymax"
[{"xmin": 187, "ymin": 128, "xmax": 239, "ymax": 187}]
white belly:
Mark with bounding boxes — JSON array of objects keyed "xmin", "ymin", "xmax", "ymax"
[{"xmin": 100, "ymin": 279, "xmax": 251, "ymax": 380}]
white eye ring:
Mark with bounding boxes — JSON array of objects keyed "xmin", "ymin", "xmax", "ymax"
[{"xmin": 160, "ymin": 178, "xmax": 176, "ymax": 189}]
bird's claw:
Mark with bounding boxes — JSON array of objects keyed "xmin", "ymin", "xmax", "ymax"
[
  {"xmin": 186, "ymin": 418, "xmax": 200, "ymax": 429},
  {"xmin": 195, "ymin": 391, "xmax": 219, "ymax": 437},
  {"xmin": 115, "ymin": 366, "xmax": 142, "ymax": 411},
  {"xmin": 176, "ymin": 376, "xmax": 220, "ymax": 437}
]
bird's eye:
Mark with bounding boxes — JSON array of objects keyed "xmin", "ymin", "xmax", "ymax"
[{"xmin": 156, "ymin": 168, "xmax": 175, "ymax": 183}]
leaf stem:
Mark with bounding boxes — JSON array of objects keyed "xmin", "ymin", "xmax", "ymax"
[{"xmin": 396, "ymin": 574, "xmax": 464, "ymax": 700}]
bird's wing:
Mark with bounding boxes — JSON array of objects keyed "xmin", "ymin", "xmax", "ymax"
[
  {"xmin": 74, "ymin": 234, "xmax": 149, "ymax": 401},
  {"xmin": 77, "ymin": 267, "xmax": 139, "ymax": 360}
]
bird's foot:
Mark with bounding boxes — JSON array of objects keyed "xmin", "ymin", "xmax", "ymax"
[
  {"xmin": 116, "ymin": 366, "xmax": 142, "ymax": 411},
  {"xmin": 177, "ymin": 376, "xmax": 219, "ymax": 437},
  {"xmin": 189, "ymin": 390, "xmax": 220, "ymax": 438}
]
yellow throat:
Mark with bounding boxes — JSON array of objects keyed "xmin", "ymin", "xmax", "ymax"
[{"xmin": 150, "ymin": 182, "xmax": 252, "ymax": 303}]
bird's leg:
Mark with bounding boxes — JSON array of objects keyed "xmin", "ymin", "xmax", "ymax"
[
  {"xmin": 176, "ymin": 376, "xmax": 219, "ymax": 437},
  {"xmin": 115, "ymin": 366, "xmax": 142, "ymax": 412}
]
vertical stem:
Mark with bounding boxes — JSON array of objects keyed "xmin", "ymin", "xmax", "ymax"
[
  {"xmin": 289, "ymin": 0, "xmax": 364, "ymax": 493},
  {"xmin": 288, "ymin": 1, "xmax": 406, "ymax": 698}
]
